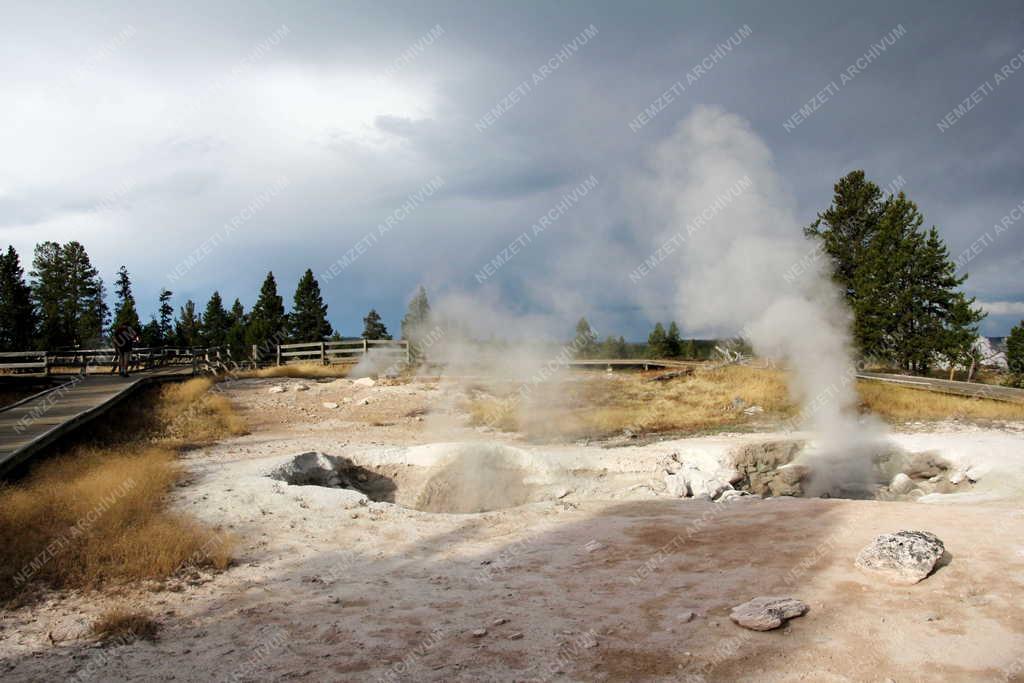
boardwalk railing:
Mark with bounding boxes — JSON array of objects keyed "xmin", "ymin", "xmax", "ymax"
[
  {"xmin": 277, "ymin": 339, "xmax": 410, "ymax": 366},
  {"xmin": 0, "ymin": 346, "xmax": 235, "ymax": 376}
]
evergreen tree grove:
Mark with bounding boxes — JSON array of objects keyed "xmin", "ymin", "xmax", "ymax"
[
  {"xmin": 807, "ymin": 172, "xmax": 985, "ymax": 374},
  {"xmin": 647, "ymin": 322, "xmax": 668, "ymax": 357}
]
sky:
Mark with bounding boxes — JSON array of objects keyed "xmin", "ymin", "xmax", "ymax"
[{"xmin": 1, "ymin": 0, "xmax": 1022, "ymax": 339}]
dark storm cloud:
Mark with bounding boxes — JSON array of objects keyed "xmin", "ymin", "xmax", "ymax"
[{"xmin": 0, "ymin": 0, "xmax": 1020, "ymax": 336}]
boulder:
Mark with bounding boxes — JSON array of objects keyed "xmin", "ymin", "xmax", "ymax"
[
  {"xmin": 664, "ymin": 473, "xmax": 688, "ymax": 498},
  {"xmin": 682, "ymin": 466, "xmax": 732, "ymax": 500},
  {"xmin": 729, "ymin": 597, "xmax": 808, "ymax": 631},
  {"xmin": 889, "ymin": 473, "xmax": 915, "ymax": 495},
  {"xmin": 855, "ymin": 530, "xmax": 945, "ymax": 584}
]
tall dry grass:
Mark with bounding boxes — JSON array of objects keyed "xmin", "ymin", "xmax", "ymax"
[
  {"xmin": 464, "ymin": 365, "xmax": 1024, "ymax": 441},
  {"xmin": 857, "ymin": 381, "xmax": 1024, "ymax": 422},
  {"xmin": 0, "ymin": 377, "xmax": 241, "ymax": 604},
  {"xmin": 239, "ymin": 363, "xmax": 350, "ymax": 380}
]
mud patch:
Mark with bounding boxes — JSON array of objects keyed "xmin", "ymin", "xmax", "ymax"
[{"xmin": 412, "ymin": 443, "xmax": 547, "ymax": 514}]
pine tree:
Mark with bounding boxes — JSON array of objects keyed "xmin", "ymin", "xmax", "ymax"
[
  {"xmin": 362, "ymin": 309, "xmax": 391, "ymax": 340},
  {"xmin": 202, "ymin": 291, "xmax": 231, "ymax": 347},
  {"xmin": 647, "ymin": 322, "xmax": 668, "ymax": 358},
  {"xmin": 30, "ymin": 241, "xmax": 65, "ymax": 349},
  {"xmin": 0, "ymin": 246, "xmax": 36, "ymax": 350},
  {"xmin": 809, "ymin": 176, "xmax": 985, "ymax": 373},
  {"xmin": 112, "ymin": 265, "xmax": 141, "ymax": 332},
  {"xmin": 805, "ymin": 170, "xmax": 885, "ymax": 303},
  {"xmin": 140, "ymin": 318, "xmax": 162, "ymax": 347},
  {"xmin": 62, "ymin": 242, "xmax": 108, "ymax": 347},
  {"xmin": 401, "ymin": 286, "xmax": 431, "ymax": 341},
  {"xmin": 573, "ymin": 317, "xmax": 598, "ymax": 358},
  {"xmin": 289, "ymin": 269, "xmax": 332, "ymax": 342},
  {"xmin": 1007, "ymin": 322, "xmax": 1024, "ymax": 387},
  {"xmin": 683, "ymin": 339, "xmax": 697, "ymax": 359},
  {"xmin": 247, "ymin": 272, "xmax": 288, "ymax": 352},
  {"xmin": 666, "ymin": 321, "xmax": 682, "ymax": 357},
  {"xmin": 226, "ymin": 298, "xmax": 248, "ymax": 358},
  {"xmin": 32, "ymin": 241, "xmax": 107, "ymax": 348},
  {"xmin": 158, "ymin": 289, "xmax": 175, "ymax": 345},
  {"xmin": 176, "ymin": 300, "xmax": 201, "ymax": 347}
]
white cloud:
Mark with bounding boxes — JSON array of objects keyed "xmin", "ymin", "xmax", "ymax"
[{"xmin": 979, "ymin": 301, "xmax": 1024, "ymax": 316}]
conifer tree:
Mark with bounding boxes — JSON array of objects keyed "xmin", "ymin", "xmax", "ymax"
[
  {"xmin": 112, "ymin": 265, "xmax": 141, "ymax": 332},
  {"xmin": 614, "ymin": 335, "xmax": 628, "ymax": 358},
  {"xmin": 288, "ymin": 269, "xmax": 332, "ymax": 342},
  {"xmin": 573, "ymin": 317, "xmax": 598, "ymax": 358},
  {"xmin": 362, "ymin": 308, "xmax": 391, "ymax": 340},
  {"xmin": 31, "ymin": 241, "xmax": 107, "ymax": 348},
  {"xmin": 401, "ymin": 286, "xmax": 431, "ymax": 341},
  {"xmin": 226, "ymin": 298, "xmax": 248, "ymax": 358},
  {"xmin": 247, "ymin": 271, "xmax": 288, "ymax": 352},
  {"xmin": 0, "ymin": 246, "xmax": 36, "ymax": 351},
  {"xmin": 202, "ymin": 291, "xmax": 231, "ymax": 347},
  {"xmin": 1007, "ymin": 322, "xmax": 1024, "ymax": 387},
  {"xmin": 176, "ymin": 299, "xmax": 201, "ymax": 347},
  {"xmin": 647, "ymin": 322, "xmax": 668, "ymax": 357},
  {"xmin": 666, "ymin": 321, "xmax": 682, "ymax": 357},
  {"xmin": 158, "ymin": 289, "xmax": 175, "ymax": 344}
]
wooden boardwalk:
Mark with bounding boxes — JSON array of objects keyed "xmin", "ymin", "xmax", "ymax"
[{"xmin": 0, "ymin": 366, "xmax": 194, "ymax": 477}]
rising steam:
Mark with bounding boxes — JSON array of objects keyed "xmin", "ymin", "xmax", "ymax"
[{"xmin": 637, "ymin": 106, "xmax": 887, "ymax": 494}]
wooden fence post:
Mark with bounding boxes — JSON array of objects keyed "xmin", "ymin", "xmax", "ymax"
[
  {"xmin": 276, "ymin": 344, "xmax": 282, "ymax": 367},
  {"xmin": 320, "ymin": 341, "xmax": 327, "ymax": 366},
  {"xmin": 363, "ymin": 338, "xmax": 368, "ymax": 356},
  {"xmin": 43, "ymin": 352, "xmax": 50, "ymax": 377}
]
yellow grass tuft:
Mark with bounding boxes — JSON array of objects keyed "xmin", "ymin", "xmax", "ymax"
[
  {"xmin": 239, "ymin": 363, "xmax": 351, "ymax": 380},
  {"xmin": 90, "ymin": 608, "xmax": 161, "ymax": 643}
]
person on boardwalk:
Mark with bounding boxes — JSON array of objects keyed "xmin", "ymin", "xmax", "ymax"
[{"xmin": 112, "ymin": 324, "xmax": 139, "ymax": 377}]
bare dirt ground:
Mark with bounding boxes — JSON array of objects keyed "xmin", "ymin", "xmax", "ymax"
[{"xmin": 3, "ymin": 375, "xmax": 1024, "ymax": 682}]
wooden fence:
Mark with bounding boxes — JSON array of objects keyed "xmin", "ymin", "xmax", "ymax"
[
  {"xmin": 276, "ymin": 339, "xmax": 409, "ymax": 366},
  {"xmin": 0, "ymin": 346, "xmax": 234, "ymax": 376}
]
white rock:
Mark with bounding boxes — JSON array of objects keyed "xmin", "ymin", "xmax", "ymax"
[
  {"xmin": 268, "ymin": 385, "xmax": 286, "ymax": 394},
  {"xmin": 359, "ymin": 398, "xmax": 371, "ymax": 406},
  {"xmin": 294, "ymin": 384, "xmax": 309, "ymax": 392},
  {"xmin": 742, "ymin": 405, "xmax": 764, "ymax": 415},
  {"xmin": 730, "ymin": 597, "xmax": 808, "ymax": 631},
  {"xmin": 353, "ymin": 377, "xmax": 376, "ymax": 388},
  {"xmin": 949, "ymin": 469, "xmax": 966, "ymax": 485},
  {"xmin": 855, "ymin": 530, "xmax": 945, "ymax": 584},
  {"xmin": 684, "ymin": 466, "xmax": 733, "ymax": 500},
  {"xmin": 890, "ymin": 473, "xmax": 915, "ymax": 495},
  {"xmin": 664, "ymin": 473, "xmax": 688, "ymax": 498},
  {"xmin": 716, "ymin": 489, "xmax": 753, "ymax": 502},
  {"xmin": 322, "ymin": 402, "xmax": 339, "ymax": 409}
]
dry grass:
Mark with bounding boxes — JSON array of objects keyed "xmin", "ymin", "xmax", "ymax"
[
  {"xmin": 239, "ymin": 363, "xmax": 351, "ymax": 380},
  {"xmin": 90, "ymin": 608, "xmax": 161, "ymax": 644},
  {"xmin": 856, "ymin": 381, "xmax": 1024, "ymax": 422},
  {"xmin": 466, "ymin": 366, "xmax": 795, "ymax": 441},
  {"xmin": 464, "ymin": 365, "xmax": 1024, "ymax": 441},
  {"xmin": 0, "ymin": 377, "xmax": 239, "ymax": 604}
]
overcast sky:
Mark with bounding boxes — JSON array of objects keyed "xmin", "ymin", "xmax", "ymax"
[{"xmin": 2, "ymin": 0, "xmax": 1022, "ymax": 339}]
